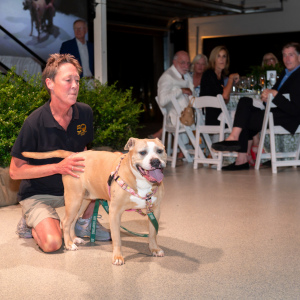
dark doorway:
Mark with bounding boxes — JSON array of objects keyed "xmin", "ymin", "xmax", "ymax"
[{"xmin": 107, "ymin": 28, "xmax": 165, "ymax": 124}]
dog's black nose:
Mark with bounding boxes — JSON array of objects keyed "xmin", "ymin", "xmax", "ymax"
[{"xmin": 151, "ymin": 158, "xmax": 161, "ymax": 168}]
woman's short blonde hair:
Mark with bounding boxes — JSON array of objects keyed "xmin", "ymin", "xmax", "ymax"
[
  {"xmin": 208, "ymin": 45, "xmax": 230, "ymax": 75},
  {"xmin": 190, "ymin": 54, "xmax": 208, "ymax": 72}
]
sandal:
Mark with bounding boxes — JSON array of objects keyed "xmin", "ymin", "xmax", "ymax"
[
  {"xmin": 251, "ymin": 146, "xmax": 265, "ymax": 161},
  {"xmin": 251, "ymin": 146, "xmax": 258, "ymax": 161},
  {"xmin": 177, "ymin": 151, "xmax": 184, "ymax": 160},
  {"xmin": 247, "ymin": 154, "xmax": 255, "ymax": 167}
]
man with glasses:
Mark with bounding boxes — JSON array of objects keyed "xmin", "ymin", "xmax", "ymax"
[
  {"xmin": 155, "ymin": 51, "xmax": 194, "ymax": 156},
  {"xmin": 158, "ymin": 50, "xmax": 194, "ymax": 125},
  {"xmin": 60, "ymin": 19, "xmax": 94, "ymax": 78}
]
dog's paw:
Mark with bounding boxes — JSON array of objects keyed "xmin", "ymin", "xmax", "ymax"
[
  {"xmin": 73, "ymin": 237, "xmax": 85, "ymax": 245},
  {"xmin": 112, "ymin": 256, "xmax": 125, "ymax": 266},
  {"xmin": 65, "ymin": 243, "xmax": 78, "ymax": 251},
  {"xmin": 151, "ymin": 248, "xmax": 165, "ymax": 257}
]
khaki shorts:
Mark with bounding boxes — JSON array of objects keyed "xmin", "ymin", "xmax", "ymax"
[{"xmin": 20, "ymin": 195, "xmax": 65, "ymax": 228}]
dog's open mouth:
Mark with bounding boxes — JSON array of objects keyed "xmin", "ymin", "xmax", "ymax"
[{"xmin": 137, "ymin": 165, "xmax": 164, "ymax": 183}]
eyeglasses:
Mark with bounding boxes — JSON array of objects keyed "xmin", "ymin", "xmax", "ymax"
[{"xmin": 178, "ymin": 61, "xmax": 190, "ymax": 67}]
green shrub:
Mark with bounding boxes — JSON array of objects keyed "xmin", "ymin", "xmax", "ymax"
[
  {"xmin": 78, "ymin": 78, "xmax": 143, "ymax": 150},
  {"xmin": 0, "ymin": 71, "xmax": 47, "ymax": 167},
  {"xmin": 0, "ymin": 71, "xmax": 143, "ymax": 167}
]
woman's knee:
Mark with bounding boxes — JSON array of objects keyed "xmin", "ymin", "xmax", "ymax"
[
  {"xmin": 41, "ymin": 235, "xmax": 62, "ymax": 253},
  {"xmin": 33, "ymin": 218, "xmax": 63, "ymax": 253}
]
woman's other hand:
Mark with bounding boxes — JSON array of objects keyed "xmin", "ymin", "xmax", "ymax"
[{"xmin": 229, "ymin": 73, "xmax": 240, "ymax": 84}]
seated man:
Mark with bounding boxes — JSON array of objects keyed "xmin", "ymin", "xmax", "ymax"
[
  {"xmin": 157, "ymin": 50, "xmax": 194, "ymax": 150},
  {"xmin": 212, "ymin": 42, "xmax": 300, "ymax": 171},
  {"xmin": 10, "ymin": 54, "xmax": 110, "ymax": 252}
]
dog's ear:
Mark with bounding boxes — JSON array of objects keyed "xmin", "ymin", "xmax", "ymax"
[
  {"xmin": 155, "ymin": 137, "xmax": 163, "ymax": 145},
  {"xmin": 124, "ymin": 137, "xmax": 136, "ymax": 150}
]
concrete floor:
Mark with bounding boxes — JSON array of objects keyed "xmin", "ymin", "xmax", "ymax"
[{"xmin": 1, "ymin": 162, "xmax": 300, "ymax": 299}]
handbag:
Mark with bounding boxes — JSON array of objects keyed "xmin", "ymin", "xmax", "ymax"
[{"xmin": 180, "ymin": 96, "xmax": 195, "ymax": 126}]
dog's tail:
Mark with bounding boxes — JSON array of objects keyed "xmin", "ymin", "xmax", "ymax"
[{"xmin": 22, "ymin": 150, "xmax": 74, "ymax": 159}]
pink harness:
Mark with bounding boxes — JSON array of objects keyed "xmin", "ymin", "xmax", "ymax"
[{"xmin": 107, "ymin": 156, "xmax": 159, "ymax": 215}]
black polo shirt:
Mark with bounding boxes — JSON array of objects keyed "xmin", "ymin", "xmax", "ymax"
[{"xmin": 11, "ymin": 99, "xmax": 94, "ymax": 201}]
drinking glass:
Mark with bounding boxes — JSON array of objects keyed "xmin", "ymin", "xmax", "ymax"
[
  {"xmin": 249, "ymin": 75, "xmax": 256, "ymax": 91},
  {"xmin": 239, "ymin": 76, "xmax": 247, "ymax": 92},
  {"xmin": 260, "ymin": 75, "xmax": 265, "ymax": 90}
]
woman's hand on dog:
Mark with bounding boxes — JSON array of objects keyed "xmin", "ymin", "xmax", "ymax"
[{"xmin": 57, "ymin": 153, "xmax": 85, "ymax": 178}]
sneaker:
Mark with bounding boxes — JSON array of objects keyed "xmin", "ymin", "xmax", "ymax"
[
  {"xmin": 75, "ymin": 216, "xmax": 111, "ymax": 241},
  {"xmin": 16, "ymin": 217, "xmax": 33, "ymax": 238}
]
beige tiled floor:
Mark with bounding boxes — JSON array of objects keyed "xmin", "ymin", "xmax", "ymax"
[{"xmin": 1, "ymin": 162, "xmax": 300, "ymax": 299}]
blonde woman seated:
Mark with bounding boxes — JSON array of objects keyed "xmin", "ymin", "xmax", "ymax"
[
  {"xmin": 199, "ymin": 46, "xmax": 239, "ymax": 145},
  {"xmin": 262, "ymin": 53, "xmax": 279, "ymax": 67},
  {"xmin": 200, "ymin": 45, "xmax": 239, "ymax": 126},
  {"xmin": 190, "ymin": 54, "xmax": 208, "ymax": 97}
]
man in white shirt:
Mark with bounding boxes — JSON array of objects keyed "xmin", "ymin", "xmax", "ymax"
[
  {"xmin": 158, "ymin": 51, "xmax": 194, "ymax": 126},
  {"xmin": 60, "ymin": 19, "xmax": 94, "ymax": 77},
  {"xmin": 157, "ymin": 51, "xmax": 194, "ymax": 148}
]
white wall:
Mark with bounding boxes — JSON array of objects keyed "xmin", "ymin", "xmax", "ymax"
[{"xmin": 188, "ymin": 0, "xmax": 300, "ymax": 60}]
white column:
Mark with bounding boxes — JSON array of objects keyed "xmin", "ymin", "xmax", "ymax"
[{"xmin": 94, "ymin": 0, "xmax": 107, "ymax": 83}]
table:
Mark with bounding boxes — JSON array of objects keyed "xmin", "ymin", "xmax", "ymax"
[
  {"xmin": 228, "ymin": 92, "xmax": 300, "ymax": 155},
  {"xmin": 228, "ymin": 92, "xmax": 261, "ymax": 112}
]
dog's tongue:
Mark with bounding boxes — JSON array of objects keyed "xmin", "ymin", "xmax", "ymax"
[{"xmin": 148, "ymin": 169, "xmax": 164, "ymax": 183}]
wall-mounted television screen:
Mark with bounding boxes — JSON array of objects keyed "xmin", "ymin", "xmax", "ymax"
[{"xmin": 0, "ymin": 0, "xmax": 89, "ymax": 63}]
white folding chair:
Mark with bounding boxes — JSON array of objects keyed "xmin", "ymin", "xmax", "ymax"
[
  {"xmin": 155, "ymin": 96, "xmax": 198, "ymax": 168},
  {"xmin": 192, "ymin": 94, "xmax": 236, "ymax": 170},
  {"xmin": 255, "ymin": 94, "xmax": 300, "ymax": 173}
]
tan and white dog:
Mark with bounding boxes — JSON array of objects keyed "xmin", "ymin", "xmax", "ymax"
[{"xmin": 22, "ymin": 137, "xmax": 167, "ymax": 265}]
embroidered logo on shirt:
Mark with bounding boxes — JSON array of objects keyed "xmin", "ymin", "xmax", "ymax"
[{"xmin": 77, "ymin": 124, "xmax": 87, "ymax": 136}]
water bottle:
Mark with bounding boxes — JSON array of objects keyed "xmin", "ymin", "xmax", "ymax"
[{"xmin": 269, "ymin": 73, "xmax": 276, "ymax": 87}]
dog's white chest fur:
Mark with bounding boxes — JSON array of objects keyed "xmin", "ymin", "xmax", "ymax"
[{"xmin": 130, "ymin": 179, "xmax": 157, "ymax": 209}]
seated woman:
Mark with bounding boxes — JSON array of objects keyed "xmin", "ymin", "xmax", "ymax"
[
  {"xmin": 200, "ymin": 45, "xmax": 239, "ymax": 126},
  {"xmin": 262, "ymin": 52, "xmax": 279, "ymax": 67},
  {"xmin": 212, "ymin": 42, "xmax": 300, "ymax": 171},
  {"xmin": 190, "ymin": 54, "xmax": 208, "ymax": 97}
]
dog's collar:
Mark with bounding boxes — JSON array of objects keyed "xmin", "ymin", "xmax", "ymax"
[{"xmin": 107, "ymin": 156, "xmax": 158, "ymax": 214}]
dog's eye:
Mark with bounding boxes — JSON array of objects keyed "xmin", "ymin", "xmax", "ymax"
[
  {"xmin": 139, "ymin": 151, "xmax": 147, "ymax": 156},
  {"xmin": 157, "ymin": 149, "xmax": 163, "ymax": 154}
]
